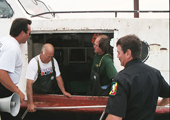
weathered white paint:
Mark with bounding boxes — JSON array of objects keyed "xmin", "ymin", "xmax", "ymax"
[{"xmin": 31, "ymin": 18, "xmax": 169, "ymax": 84}]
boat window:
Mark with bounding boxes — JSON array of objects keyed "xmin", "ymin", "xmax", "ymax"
[
  {"xmin": 141, "ymin": 41, "xmax": 150, "ymax": 62},
  {"xmin": 0, "ymin": 0, "xmax": 13, "ymax": 18},
  {"xmin": 19, "ymin": 0, "xmax": 53, "ymax": 18}
]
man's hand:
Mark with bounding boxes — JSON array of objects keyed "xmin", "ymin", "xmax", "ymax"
[
  {"xmin": 17, "ymin": 90, "xmax": 25, "ymax": 103},
  {"xmin": 63, "ymin": 91, "xmax": 71, "ymax": 97},
  {"xmin": 27, "ymin": 103, "xmax": 36, "ymax": 112}
]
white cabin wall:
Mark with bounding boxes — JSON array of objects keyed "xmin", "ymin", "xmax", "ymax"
[
  {"xmin": 31, "ymin": 18, "xmax": 169, "ymax": 84},
  {"xmin": 112, "ymin": 19, "xmax": 169, "ymax": 84}
]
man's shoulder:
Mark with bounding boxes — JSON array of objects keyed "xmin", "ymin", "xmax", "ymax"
[
  {"xmin": 95, "ymin": 53, "xmax": 112, "ymax": 60},
  {"xmin": 131, "ymin": 62, "xmax": 159, "ymax": 73},
  {"xmin": 28, "ymin": 56, "xmax": 39, "ymax": 65},
  {"xmin": 1, "ymin": 36, "xmax": 19, "ymax": 50},
  {"xmin": 52, "ymin": 58, "xmax": 59, "ymax": 67},
  {"xmin": 101, "ymin": 54, "xmax": 113, "ymax": 63},
  {"xmin": 116, "ymin": 62, "xmax": 160, "ymax": 82}
]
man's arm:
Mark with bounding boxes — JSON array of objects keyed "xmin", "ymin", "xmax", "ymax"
[
  {"xmin": 56, "ymin": 75, "xmax": 71, "ymax": 97},
  {"xmin": 26, "ymin": 79, "xmax": 36, "ymax": 112},
  {"xmin": 157, "ymin": 98, "xmax": 169, "ymax": 106},
  {"xmin": 106, "ymin": 114, "xmax": 122, "ymax": 120},
  {"xmin": 0, "ymin": 69, "xmax": 25, "ymax": 102}
]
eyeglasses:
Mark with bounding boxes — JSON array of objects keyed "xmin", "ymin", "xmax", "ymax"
[
  {"xmin": 93, "ymin": 43, "xmax": 99, "ymax": 47},
  {"xmin": 43, "ymin": 52, "xmax": 53, "ymax": 59}
]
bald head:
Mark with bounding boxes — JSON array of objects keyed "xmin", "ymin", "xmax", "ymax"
[
  {"xmin": 40, "ymin": 43, "xmax": 54, "ymax": 63},
  {"xmin": 41, "ymin": 43, "xmax": 54, "ymax": 54}
]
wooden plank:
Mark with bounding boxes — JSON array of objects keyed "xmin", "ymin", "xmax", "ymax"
[
  {"xmin": 21, "ymin": 94, "xmax": 108, "ymax": 113},
  {"xmin": 21, "ymin": 94, "xmax": 170, "ymax": 114}
]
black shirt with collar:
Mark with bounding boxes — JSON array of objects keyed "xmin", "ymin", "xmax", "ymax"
[{"xmin": 105, "ymin": 59, "xmax": 170, "ymax": 120}]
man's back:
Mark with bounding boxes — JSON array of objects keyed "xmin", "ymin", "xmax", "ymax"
[{"xmin": 0, "ymin": 36, "xmax": 22, "ymax": 84}]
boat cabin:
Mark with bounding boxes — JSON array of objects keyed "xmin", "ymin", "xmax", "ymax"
[{"xmin": 0, "ymin": 0, "xmax": 169, "ymax": 119}]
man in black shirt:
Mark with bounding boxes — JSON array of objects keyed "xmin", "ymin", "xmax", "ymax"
[{"xmin": 105, "ymin": 34, "xmax": 170, "ymax": 120}]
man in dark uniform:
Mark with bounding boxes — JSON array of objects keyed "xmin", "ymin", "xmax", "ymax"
[{"xmin": 105, "ymin": 34, "xmax": 170, "ymax": 120}]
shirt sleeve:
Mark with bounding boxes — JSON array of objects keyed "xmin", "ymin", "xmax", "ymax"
[
  {"xmin": 105, "ymin": 81, "xmax": 127, "ymax": 118},
  {"xmin": 105, "ymin": 62, "xmax": 117, "ymax": 80},
  {"xmin": 53, "ymin": 58, "xmax": 60, "ymax": 77},
  {"xmin": 158, "ymin": 72, "xmax": 170, "ymax": 97},
  {"xmin": 25, "ymin": 58, "xmax": 38, "ymax": 81}
]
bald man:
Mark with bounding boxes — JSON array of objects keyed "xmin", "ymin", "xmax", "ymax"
[{"xmin": 26, "ymin": 43, "xmax": 71, "ymax": 112}]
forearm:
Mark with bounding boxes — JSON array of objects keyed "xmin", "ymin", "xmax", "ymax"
[
  {"xmin": 0, "ymin": 69, "xmax": 20, "ymax": 93},
  {"xmin": 157, "ymin": 98, "xmax": 170, "ymax": 106},
  {"xmin": 26, "ymin": 80, "xmax": 34, "ymax": 104},
  {"xmin": 56, "ymin": 75, "xmax": 66, "ymax": 93},
  {"xmin": 106, "ymin": 114, "xmax": 122, "ymax": 120},
  {"xmin": 26, "ymin": 79, "xmax": 36, "ymax": 112}
]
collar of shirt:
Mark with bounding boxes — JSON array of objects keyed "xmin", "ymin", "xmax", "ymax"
[{"xmin": 125, "ymin": 59, "xmax": 142, "ymax": 68}]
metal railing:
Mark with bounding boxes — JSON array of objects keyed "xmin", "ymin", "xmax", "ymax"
[{"xmin": 31, "ymin": 10, "xmax": 170, "ymax": 18}]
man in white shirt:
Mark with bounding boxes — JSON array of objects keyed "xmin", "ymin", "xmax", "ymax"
[
  {"xmin": 26, "ymin": 43, "xmax": 71, "ymax": 112},
  {"xmin": 0, "ymin": 18, "xmax": 32, "ymax": 120}
]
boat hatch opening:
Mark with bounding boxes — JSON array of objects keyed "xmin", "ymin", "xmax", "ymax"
[
  {"xmin": 28, "ymin": 32, "xmax": 149, "ymax": 95},
  {"xmin": 28, "ymin": 32, "xmax": 114, "ymax": 95}
]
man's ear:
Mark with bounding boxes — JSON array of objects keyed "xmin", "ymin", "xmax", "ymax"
[
  {"xmin": 41, "ymin": 50, "xmax": 44, "ymax": 55},
  {"xmin": 126, "ymin": 49, "xmax": 132, "ymax": 59},
  {"xmin": 19, "ymin": 31, "xmax": 24, "ymax": 37}
]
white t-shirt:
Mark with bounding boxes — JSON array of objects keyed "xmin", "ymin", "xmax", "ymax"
[
  {"xmin": 25, "ymin": 55, "xmax": 60, "ymax": 82},
  {"xmin": 0, "ymin": 36, "xmax": 22, "ymax": 84}
]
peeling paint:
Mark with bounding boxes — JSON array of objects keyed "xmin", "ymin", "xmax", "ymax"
[{"xmin": 160, "ymin": 48, "xmax": 167, "ymax": 50}]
